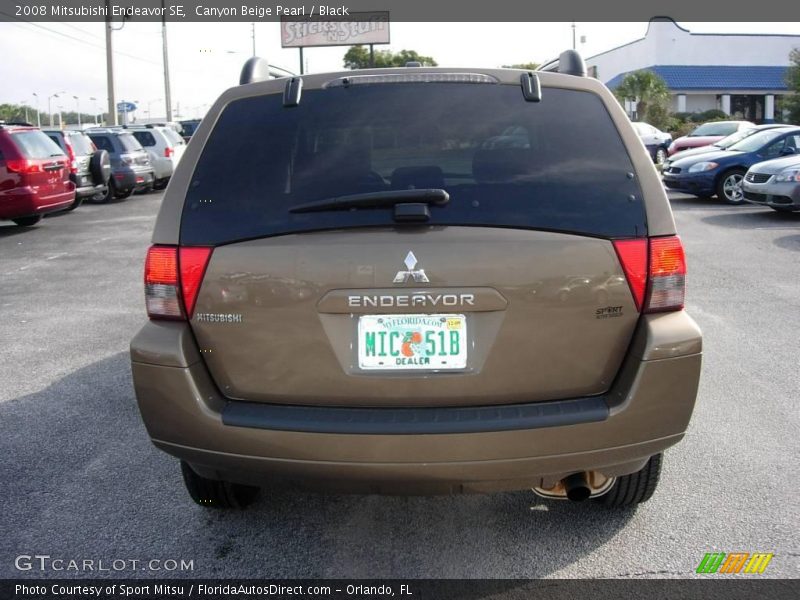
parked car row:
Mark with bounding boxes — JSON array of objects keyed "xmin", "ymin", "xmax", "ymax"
[
  {"xmin": 0, "ymin": 121, "xmax": 187, "ymax": 227},
  {"xmin": 662, "ymin": 124, "xmax": 800, "ymax": 211}
]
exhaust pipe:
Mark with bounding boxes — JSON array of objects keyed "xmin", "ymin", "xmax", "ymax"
[{"xmin": 562, "ymin": 472, "xmax": 591, "ymax": 502}]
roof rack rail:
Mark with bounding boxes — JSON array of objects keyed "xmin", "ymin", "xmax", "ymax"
[
  {"xmin": 0, "ymin": 121, "xmax": 34, "ymax": 127},
  {"xmin": 537, "ymin": 49, "xmax": 587, "ymax": 77},
  {"xmin": 240, "ymin": 57, "xmax": 298, "ymax": 85}
]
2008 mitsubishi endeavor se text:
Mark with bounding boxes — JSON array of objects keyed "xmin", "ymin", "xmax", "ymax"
[{"xmin": 130, "ymin": 52, "xmax": 702, "ymax": 509}]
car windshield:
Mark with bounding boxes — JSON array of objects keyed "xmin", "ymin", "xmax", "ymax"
[
  {"xmin": 11, "ymin": 130, "xmax": 65, "ymax": 158},
  {"xmin": 118, "ymin": 132, "xmax": 144, "ymax": 152},
  {"xmin": 727, "ymin": 130, "xmax": 785, "ymax": 153},
  {"xmin": 716, "ymin": 128, "xmax": 756, "ymax": 148},
  {"xmin": 181, "ymin": 83, "xmax": 646, "ymax": 246},
  {"xmin": 690, "ymin": 122, "xmax": 739, "ymax": 137}
]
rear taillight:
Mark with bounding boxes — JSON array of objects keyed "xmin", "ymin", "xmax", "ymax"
[
  {"xmin": 164, "ymin": 146, "xmax": 174, "ymax": 158},
  {"xmin": 612, "ymin": 239, "xmax": 647, "ymax": 311},
  {"xmin": 5, "ymin": 159, "xmax": 42, "ymax": 174},
  {"xmin": 613, "ymin": 235, "xmax": 686, "ymax": 314},
  {"xmin": 66, "ymin": 141, "xmax": 77, "ymax": 174},
  {"xmin": 144, "ymin": 245, "xmax": 213, "ymax": 320},
  {"xmin": 646, "ymin": 236, "xmax": 686, "ymax": 312}
]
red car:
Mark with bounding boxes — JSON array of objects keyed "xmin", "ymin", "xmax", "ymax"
[
  {"xmin": 0, "ymin": 123, "xmax": 75, "ymax": 226},
  {"xmin": 667, "ymin": 120, "xmax": 754, "ymax": 156}
]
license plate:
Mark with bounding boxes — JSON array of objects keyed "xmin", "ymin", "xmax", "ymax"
[{"xmin": 357, "ymin": 314, "xmax": 467, "ymax": 370}]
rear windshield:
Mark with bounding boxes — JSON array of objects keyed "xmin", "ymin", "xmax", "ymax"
[
  {"xmin": 181, "ymin": 121, "xmax": 199, "ymax": 136},
  {"xmin": 690, "ymin": 122, "xmax": 739, "ymax": 137},
  {"xmin": 181, "ymin": 84, "xmax": 645, "ymax": 245},
  {"xmin": 68, "ymin": 132, "xmax": 95, "ymax": 155},
  {"xmin": 118, "ymin": 133, "xmax": 144, "ymax": 152},
  {"xmin": 162, "ymin": 128, "xmax": 185, "ymax": 145},
  {"xmin": 11, "ymin": 130, "xmax": 65, "ymax": 159}
]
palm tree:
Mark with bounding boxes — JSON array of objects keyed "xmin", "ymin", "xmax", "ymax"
[{"xmin": 614, "ymin": 70, "xmax": 671, "ymax": 123}]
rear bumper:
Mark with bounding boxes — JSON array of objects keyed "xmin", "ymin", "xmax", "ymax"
[
  {"xmin": 112, "ymin": 167, "xmax": 154, "ymax": 191},
  {"xmin": 130, "ymin": 312, "xmax": 702, "ymax": 493},
  {"xmin": 0, "ymin": 185, "xmax": 75, "ymax": 219}
]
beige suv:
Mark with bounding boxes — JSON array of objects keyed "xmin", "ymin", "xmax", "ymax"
[{"xmin": 130, "ymin": 53, "xmax": 702, "ymax": 509}]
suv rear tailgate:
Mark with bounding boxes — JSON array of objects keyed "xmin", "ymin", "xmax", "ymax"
[{"xmin": 191, "ymin": 227, "xmax": 639, "ymax": 407}]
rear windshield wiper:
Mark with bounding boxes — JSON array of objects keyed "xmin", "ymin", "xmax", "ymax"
[{"xmin": 289, "ymin": 189, "xmax": 449, "ymax": 214}]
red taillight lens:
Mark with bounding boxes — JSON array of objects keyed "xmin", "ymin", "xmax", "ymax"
[
  {"xmin": 179, "ymin": 247, "xmax": 213, "ymax": 317},
  {"xmin": 612, "ymin": 239, "xmax": 648, "ymax": 311},
  {"xmin": 646, "ymin": 236, "xmax": 686, "ymax": 312},
  {"xmin": 144, "ymin": 245, "xmax": 212, "ymax": 320},
  {"xmin": 164, "ymin": 146, "xmax": 174, "ymax": 158},
  {"xmin": 614, "ymin": 236, "xmax": 686, "ymax": 314},
  {"xmin": 66, "ymin": 142, "xmax": 77, "ymax": 174},
  {"xmin": 5, "ymin": 159, "xmax": 42, "ymax": 174}
]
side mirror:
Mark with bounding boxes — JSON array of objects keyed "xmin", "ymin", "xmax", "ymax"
[{"xmin": 780, "ymin": 147, "xmax": 796, "ymax": 156}]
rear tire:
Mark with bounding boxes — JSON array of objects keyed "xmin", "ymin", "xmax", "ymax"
[
  {"xmin": 180, "ymin": 461, "xmax": 259, "ymax": 509},
  {"xmin": 716, "ymin": 169, "xmax": 746, "ymax": 204},
  {"xmin": 12, "ymin": 215, "xmax": 42, "ymax": 227},
  {"xmin": 594, "ymin": 453, "xmax": 662, "ymax": 508},
  {"xmin": 153, "ymin": 178, "xmax": 169, "ymax": 191}
]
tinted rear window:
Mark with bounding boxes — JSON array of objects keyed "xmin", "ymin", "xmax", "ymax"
[
  {"xmin": 181, "ymin": 84, "xmax": 645, "ymax": 245},
  {"xmin": 89, "ymin": 135, "xmax": 113, "ymax": 153},
  {"xmin": 132, "ymin": 131, "xmax": 157, "ymax": 147},
  {"xmin": 11, "ymin": 130, "xmax": 65, "ymax": 159}
]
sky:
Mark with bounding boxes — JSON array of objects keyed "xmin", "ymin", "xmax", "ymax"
[{"xmin": 1, "ymin": 20, "xmax": 799, "ymax": 120}]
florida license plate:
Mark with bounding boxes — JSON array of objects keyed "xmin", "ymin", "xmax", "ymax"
[{"xmin": 357, "ymin": 314, "xmax": 467, "ymax": 370}]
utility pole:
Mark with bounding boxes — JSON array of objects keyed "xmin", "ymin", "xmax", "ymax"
[
  {"xmin": 162, "ymin": 0, "xmax": 173, "ymax": 121},
  {"xmin": 32, "ymin": 93, "xmax": 41, "ymax": 127},
  {"xmin": 105, "ymin": 0, "xmax": 117, "ymax": 125},
  {"xmin": 74, "ymin": 95, "xmax": 81, "ymax": 127},
  {"xmin": 572, "ymin": 22, "xmax": 576, "ymax": 50},
  {"xmin": 251, "ymin": 22, "xmax": 256, "ymax": 56}
]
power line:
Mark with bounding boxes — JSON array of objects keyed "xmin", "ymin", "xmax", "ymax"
[{"xmin": 0, "ymin": 13, "xmax": 162, "ymax": 66}]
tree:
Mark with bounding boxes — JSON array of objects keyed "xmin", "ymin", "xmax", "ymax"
[
  {"xmin": 343, "ymin": 46, "xmax": 437, "ymax": 69},
  {"xmin": 614, "ymin": 70, "xmax": 671, "ymax": 124},
  {"xmin": 785, "ymin": 48, "xmax": 800, "ymax": 124},
  {"xmin": 502, "ymin": 62, "xmax": 540, "ymax": 70}
]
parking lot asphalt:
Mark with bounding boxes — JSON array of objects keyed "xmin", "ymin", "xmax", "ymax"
[{"xmin": 1, "ymin": 191, "xmax": 798, "ymax": 579}]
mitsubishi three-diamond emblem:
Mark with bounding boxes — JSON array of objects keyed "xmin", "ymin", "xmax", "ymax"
[{"xmin": 393, "ymin": 251, "xmax": 430, "ymax": 283}]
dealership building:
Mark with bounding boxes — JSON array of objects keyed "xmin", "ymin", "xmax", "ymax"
[{"xmin": 586, "ymin": 18, "xmax": 800, "ymax": 123}]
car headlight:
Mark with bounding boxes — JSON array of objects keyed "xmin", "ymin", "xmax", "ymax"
[
  {"xmin": 688, "ymin": 162, "xmax": 719, "ymax": 173},
  {"xmin": 775, "ymin": 169, "xmax": 800, "ymax": 182}
]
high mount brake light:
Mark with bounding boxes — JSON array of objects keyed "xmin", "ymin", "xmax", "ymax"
[
  {"xmin": 144, "ymin": 245, "xmax": 213, "ymax": 320},
  {"xmin": 613, "ymin": 236, "xmax": 686, "ymax": 313}
]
